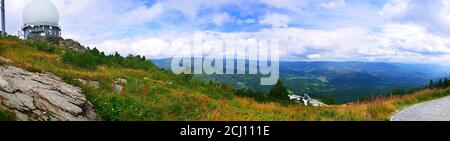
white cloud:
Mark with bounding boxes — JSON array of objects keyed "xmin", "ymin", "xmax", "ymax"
[
  {"xmin": 6, "ymin": 0, "xmax": 168, "ymax": 43},
  {"xmin": 376, "ymin": 0, "xmax": 450, "ymax": 34},
  {"xmin": 162, "ymin": 0, "xmax": 236, "ymax": 17},
  {"xmin": 319, "ymin": 0, "xmax": 346, "ymax": 9},
  {"xmin": 259, "ymin": 0, "xmax": 307, "ymax": 13},
  {"xmin": 379, "ymin": 0, "xmax": 410, "ymax": 18},
  {"xmin": 91, "ymin": 24, "xmax": 450, "ymax": 66},
  {"xmin": 5, "ymin": 0, "xmax": 450, "ymax": 66},
  {"xmin": 436, "ymin": 0, "xmax": 450, "ymax": 26},
  {"xmin": 374, "ymin": 23, "xmax": 450, "ymax": 55},
  {"xmin": 119, "ymin": 3, "xmax": 165, "ymax": 26},
  {"xmin": 307, "ymin": 54, "xmax": 321, "ymax": 59},
  {"xmin": 212, "ymin": 12, "xmax": 231, "ymax": 25},
  {"xmin": 260, "ymin": 13, "xmax": 291, "ymax": 28}
]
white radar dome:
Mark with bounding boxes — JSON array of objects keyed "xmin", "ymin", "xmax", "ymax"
[{"xmin": 23, "ymin": 0, "xmax": 60, "ymax": 26}]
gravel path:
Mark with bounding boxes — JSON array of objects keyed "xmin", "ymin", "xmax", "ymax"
[{"xmin": 391, "ymin": 96, "xmax": 450, "ymax": 121}]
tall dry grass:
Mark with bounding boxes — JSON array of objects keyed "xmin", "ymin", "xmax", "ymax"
[{"xmin": 1, "ymin": 38, "xmax": 449, "ymax": 121}]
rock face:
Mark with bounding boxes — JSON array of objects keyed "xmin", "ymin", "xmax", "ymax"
[
  {"xmin": 0, "ymin": 56, "xmax": 12, "ymax": 63},
  {"xmin": 27, "ymin": 35, "xmax": 87, "ymax": 52},
  {"xmin": 75, "ymin": 78, "xmax": 100, "ymax": 89},
  {"xmin": 115, "ymin": 78, "xmax": 128, "ymax": 84},
  {"xmin": 76, "ymin": 78, "xmax": 126, "ymax": 93},
  {"xmin": 0, "ymin": 65, "xmax": 99, "ymax": 121},
  {"xmin": 112, "ymin": 83, "xmax": 124, "ymax": 93},
  {"xmin": 60, "ymin": 38, "xmax": 87, "ymax": 52}
]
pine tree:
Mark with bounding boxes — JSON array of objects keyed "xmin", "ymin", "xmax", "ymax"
[
  {"xmin": 429, "ymin": 80, "xmax": 434, "ymax": 88},
  {"xmin": 269, "ymin": 80, "xmax": 290, "ymax": 102},
  {"xmin": 438, "ymin": 79, "xmax": 443, "ymax": 88},
  {"xmin": 90, "ymin": 48, "xmax": 100, "ymax": 56},
  {"xmin": 445, "ymin": 78, "xmax": 449, "ymax": 88}
]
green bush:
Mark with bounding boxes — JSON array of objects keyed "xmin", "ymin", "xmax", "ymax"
[
  {"xmin": 26, "ymin": 41, "xmax": 59, "ymax": 53},
  {"xmin": 235, "ymin": 89, "xmax": 270, "ymax": 102},
  {"xmin": 416, "ymin": 91, "xmax": 448, "ymax": 102},
  {"xmin": 61, "ymin": 47, "xmax": 157, "ymax": 70},
  {"xmin": 269, "ymin": 80, "xmax": 290, "ymax": 102},
  {"xmin": 61, "ymin": 51, "xmax": 98, "ymax": 70},
  {"xmin": 0, "ymin": 35, "xmax": 21, "ymax": 41},
  {"xmin": 310, "ymin": 94, "xmax": 338, "ymax": 105}
]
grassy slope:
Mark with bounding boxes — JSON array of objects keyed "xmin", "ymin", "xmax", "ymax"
[
  {"xmin": 0, "ymin": 109, "xmax": 16, "ymax": 121},
  {"xmin": 0, "ymin": 37, "xmax": 449, "ymax": 121}
]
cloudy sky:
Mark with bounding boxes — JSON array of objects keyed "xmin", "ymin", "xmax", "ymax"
[{"xmin": 5, "ymin": 0, "xmax": 450, "ymax": 66}]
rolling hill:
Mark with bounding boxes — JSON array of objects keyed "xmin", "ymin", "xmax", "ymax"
[
  {"xmin": 153, "ymin": 59, "xmax": 450, "ymax": 103},
  {"xmin": 1, "ymin": 36, "xmax": 449, "ymax": 121}
]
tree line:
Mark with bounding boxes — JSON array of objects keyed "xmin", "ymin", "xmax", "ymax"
[
  {"xmin": 240, "ymin": 77, "xmax": 450, "ymax": 105},
  {"xmin": 235, "ymin": 80, "xmax": 290, "ymax": 103},
  {"xmin": 429, "ymin": 78, "xmax": 450, "ymax": 89},
  {"xmin": 61, "ymin": 47, "xmax": 156, "ymax": 70}
]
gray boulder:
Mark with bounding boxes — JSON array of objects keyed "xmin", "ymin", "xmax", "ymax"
[
  {"xmin": 112, "ymin": 83, "xmax": 124, "ymax": 93},
  {"xmin": 115, "ymin": 78, "xmax": 128, "ymax": 84},
  {"xmin": 0, "ymin": 65, "xmax": 99, "ymax": 121},
  {"xmin": 75, "ymin": 78, "xmax": 100, "ymax": 89}
]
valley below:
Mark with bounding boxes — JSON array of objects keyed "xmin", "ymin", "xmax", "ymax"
[
  {"xmin": 153, "ymin": 59, "xmax": 450, "ymax": 104},
  {"xmin": 1, "ymin": 36, "xmax": 450, "ymax": 121}
]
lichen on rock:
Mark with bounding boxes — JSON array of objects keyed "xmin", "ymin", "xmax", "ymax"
[{"xmin": 0, "ymin": 65, "xmax": 99, "ymax": 121}]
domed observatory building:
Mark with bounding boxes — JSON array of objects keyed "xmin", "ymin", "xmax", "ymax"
[{"xmin": 21, "ymin": 0, "xmax": 61, "ymax": 39}]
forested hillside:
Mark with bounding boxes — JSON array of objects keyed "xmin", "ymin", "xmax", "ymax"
[{"xmin": 1, "ymin": 36, "xmax": 449, "ymax": 121}]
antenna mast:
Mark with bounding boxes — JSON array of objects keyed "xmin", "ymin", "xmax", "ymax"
[{"xmin": 1, "ymin": 0, "xmax": 5, "ymax": 36}]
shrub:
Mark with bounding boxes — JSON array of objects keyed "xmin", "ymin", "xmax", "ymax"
[
  {"xmin": 235, "ymin": 90, "xmax": 270, "ymax": 102},
  {"xmin": 416, "ymin": 91, "xmax": 448, "ymax": 102},
  {"xmin": 0, "ymin": 35, "xmax": 21, "ymax": 41},
  {"xmin": 310, "ymin": 94, "xmax": 338, "ymax": 105},
  {"xmin": 26, "ymin": 41, "xmax": 59, "ymax": 53},
  {"xmin": 61, "ymin": 51, "xmax": 98, "ymax": 70},
  {"xmin": 269, "ymin": 80, "xmax": 290, "ymax": 103},
  {"xmin": 367, "ymin": 102, "xmax": 395, "ymax": 120},
  {"xmin": 168, "ymin": 94, "xmax": 204, "ymax": 120},
  {"xmin": 62, "ymin": 48, "xmax": 157, "ymax": 70}
]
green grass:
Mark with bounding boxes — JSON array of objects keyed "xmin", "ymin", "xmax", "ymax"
[
  {"xmin": 1, "ymin": 36, "xmax": 449, "ymax": 121},
  {"xmin": 0, "ymin": 109, "xmax": 16, "ymax": 121}
]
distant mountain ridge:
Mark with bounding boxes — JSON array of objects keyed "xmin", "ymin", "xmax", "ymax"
[
  {"xmin": 2, "ymin": 36, "xmax": 449, "ymax": 121},
  {"xmin": 153, "ymin": 58, "xmax": 450, "ymax": 103}
]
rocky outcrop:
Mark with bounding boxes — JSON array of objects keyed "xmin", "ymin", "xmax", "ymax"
[
  {"xmin": 76, "ymin": 78, "xmax": 125, "ymax": 93},
  {"xmin": 27, "ymin": 35, "xmax": 87, "ymax": 52},
  {"xmin": 75, "ymin": 78, "xmax": 100, "ymax": 89},
  {"xmin": 0, "ymin": 65, "xmax": 99, "ymax": 121},
  {"xmin": 59, "ymin": 38, "xmax": 87, "ymax": 52},
  {"xmin": 114, "ymin": 78, "xmax": 128, "ymax": 84},
  {"xmin": 0, "ymin": 56, "xmax": 12, "ymax": 63},
  {"xmin": 112, "ymin": 78, "xmax": 127, "ymax": 93},
  {"xmin": 112, "ymin": 83, "xmax": 124, "ymax": 93}
]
